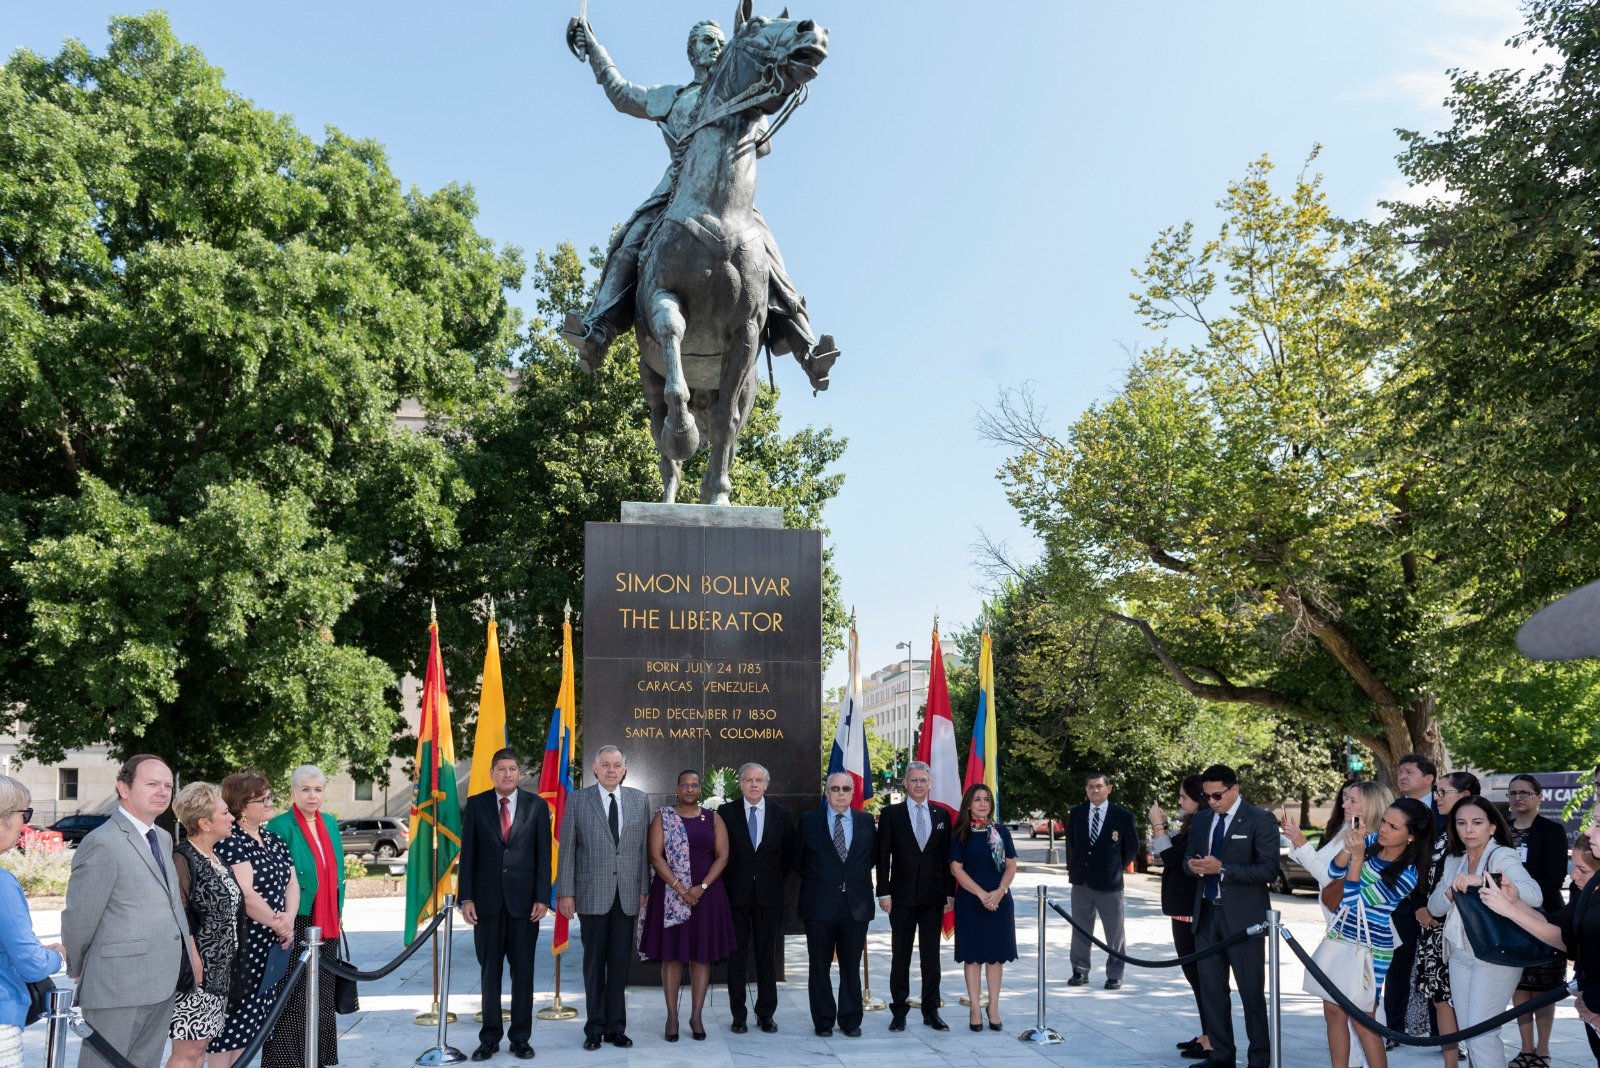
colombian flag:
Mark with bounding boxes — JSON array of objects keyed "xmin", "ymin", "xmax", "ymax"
[
  {"xmin": 962, "ymin": 629, "xmax": 999, "ymax": 818},
  {"xmin": 405, "ymin": 616, "xmax": 462, "ymax": 944},
  {"xmin": 467, "ymin": 615, "xmax": 508, "ymax": 798},
  {"xmin": 827, "ymin": 618, "xmax": 872, "ymax": 810},
  {"xmin": 538, "ymin": 609, "xmax": 578, "ymax": 955}
]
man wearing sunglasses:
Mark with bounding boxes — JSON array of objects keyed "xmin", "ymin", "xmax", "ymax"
[
  {"xmin": 1185, "ymin": 764, "xmax": 1279, "ymax": 1068},
  {"xmin": 796, "ymin": 772, "xmax": 877, "ymax": 1038}
]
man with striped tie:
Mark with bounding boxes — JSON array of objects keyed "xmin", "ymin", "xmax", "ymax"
[{"xmin": 1065, "ymin": 772, "xmax": 1139, "ymax": 990}]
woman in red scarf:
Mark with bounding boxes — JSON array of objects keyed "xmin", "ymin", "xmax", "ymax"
[{"xmin": 264, "ymin": 764, "xmax": 345, "ymax": 1067}]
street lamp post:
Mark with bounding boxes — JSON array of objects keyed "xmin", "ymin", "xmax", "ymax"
[{"xmin": 895, "ymin": 640, "xmax": 915, "ymax": 789}]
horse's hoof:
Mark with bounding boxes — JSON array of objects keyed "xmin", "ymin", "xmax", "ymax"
[{"xmin": 661, "ymin": 419, "xmax": 699, "ymax": 462}]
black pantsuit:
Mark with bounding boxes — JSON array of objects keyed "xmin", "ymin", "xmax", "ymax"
[
  {"xmin": 457, "ymin": 787, "xmax": 551, "ymax": 1052},
  {"xmin": 719, "ymin": 797, "xmax": 796, "ymax": 1025},
  {"xmin": 579, "ymin": 892, "xmax": 634, "ymax": 1041}
]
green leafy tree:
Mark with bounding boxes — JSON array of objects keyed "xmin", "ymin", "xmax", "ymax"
[
  {"xmin": 1388, "ymin": 0, "xmax": 1600, "ymax": 652},
  {"xmin": 0, "ymin": 15, "xmax": 523, "ymax": 780},
  {"xmin": 433, "ymin": 243, "xmax": 848, "ymax": 760},
  {"xmin": 984, "ymin": 155, "xmax": 1445, "ymax": 782},
  {"xmin": 1442, "ymin": 662, "xmax": 1600, "ymax": 775}
]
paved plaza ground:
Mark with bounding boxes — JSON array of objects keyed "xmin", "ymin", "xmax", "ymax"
[{"xmin": 24, "ymin": 841, "xmax": 1599, "ymax": 1066}]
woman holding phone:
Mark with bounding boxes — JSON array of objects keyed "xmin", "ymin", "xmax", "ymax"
[
  {"xmin": 1412, "ymin": 771, "xmax": 1479, "ymax": 1068},
  {"xmin": 1427, "ymin": 796, "xmax": 1542, "ymax": 1068}
]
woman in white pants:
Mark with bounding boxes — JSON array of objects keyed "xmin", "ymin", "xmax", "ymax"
[{"xmin": 1427, "ymin": 795, "xmax": 1542, "ymax": 1068}]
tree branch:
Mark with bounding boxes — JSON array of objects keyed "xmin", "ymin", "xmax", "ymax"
[{"xmin": 1106, "ymin": 611, "xmax": 1297, "ymax": 710}]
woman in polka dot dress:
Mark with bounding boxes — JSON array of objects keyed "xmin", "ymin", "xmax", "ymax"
[{"xmin": 211, "ymin": 772, "xmax": 299, "ymax": 1065}]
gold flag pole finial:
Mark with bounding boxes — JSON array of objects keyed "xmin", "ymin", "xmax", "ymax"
[
  {"xmin": 933, "ymin": 607, "xmax": 940, "ymax": 632},
  {"xmin": 488, "ymin": 596, "xmax": 496, "ymax": 622}
]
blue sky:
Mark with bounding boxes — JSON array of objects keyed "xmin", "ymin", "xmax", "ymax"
[{"xmin": 5, "ymin": 1, "xmax": 1528, "ymax": 688}]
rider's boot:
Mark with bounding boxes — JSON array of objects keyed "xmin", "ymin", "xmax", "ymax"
[
  {"xmin": 561, "ymin": 313, "xmax": 617, "ymax": 374},
  {"xmin": 797, "ymin": 333, "xmax": 839, "ymax": 391}
]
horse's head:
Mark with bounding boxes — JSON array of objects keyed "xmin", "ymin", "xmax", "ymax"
[{"xmin": 711, "ymin": 1, "xmax": 829, "ymax": 115}]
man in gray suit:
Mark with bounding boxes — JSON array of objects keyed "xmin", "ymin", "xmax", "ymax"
[
  {"xmin": 63, "ymin": 754, "xmax": 197, "ymax": 1068},
  {"xmin": 555, "ymin": 744, "xmax": 650, "ymax": 1051}
]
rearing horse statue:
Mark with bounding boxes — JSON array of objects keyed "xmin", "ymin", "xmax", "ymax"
[{"xmin": 568, "ymin": 4, "xmax": 832, "ymax": 505}]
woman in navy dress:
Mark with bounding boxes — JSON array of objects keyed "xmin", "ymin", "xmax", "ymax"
[
  {"xmin": 949, "ymin": 782, "xmax": 1017, "ymax": 1032},
  {"xmin": 638, "ymin": 770, "xmax": 735, "ymax": 1041}
]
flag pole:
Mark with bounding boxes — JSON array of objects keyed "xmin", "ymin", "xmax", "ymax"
[
  {"xmin": 415, "ymin": 602, "xmax": 457, "ymax": 1026},
  {"xmin": 536, "ymin": 955, "xmax": 578, "ymax": 1021}
]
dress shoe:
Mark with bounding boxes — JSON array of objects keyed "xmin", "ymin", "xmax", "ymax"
[
  {"xmin": 1178, "ymin": 1038, "xmax": 1204, "ymax": 1051},
  {"xmin": 510, "ymin": 1044, "xmax": 535, "ymax": 1061},
  {"xmin": 888, "ymin": 1014, "xmax": 906, "ymax": 1032},
  {"xmin": 471, "ymin": 1047, "xmax": 496, "ymax": 1062},
  {"xmin": 814, "ymin": 1026, "xmax": 833, "ymax": 1037},
  {"xmin": 729, "ymin": 1020, "xmax": 748, "ymax": 1034},
  {"xmin": 581, "ymin": 1037, "xmax": 601, "ymax": 1051},
  {"xmin": 665, "ymin": 1027, "xmax": 678, "ymax": 1042},
  {"xmin": 841, "ymin": 1026, "xmax": 862, "ymax": 1038},
  {"xmin": 757, "ymin": 1018, "xmax": 778, "ymax": 1033},
  {"xmin": 1067, "ymin": 971, "xmax": 1089, "ymax": 986},
  {"xmin": 1104, "ymin": 978, "xmax": 1122, "ymax": 990},
  {"xmin": 1193, "ymin": 1060, "xmax": 1236, "ymax": 1067},
  {"xmin": 605, "ymin": 1033, "xmax": 632, "ymax": 1049},
  {"xmin": 1181, "ymin": 1046, "xmax": 1211, "ymax": 1060},
  {"xmin": 925, "ymin": 1013, "xmax": 949, "ymax": 1031}
]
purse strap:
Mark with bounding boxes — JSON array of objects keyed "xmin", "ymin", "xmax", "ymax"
[{"xmin": 1329, "ymin": 876, "xmax": 1374, "ymax": 948}]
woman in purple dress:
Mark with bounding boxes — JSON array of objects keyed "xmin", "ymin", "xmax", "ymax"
[{"xmin": 639, "ymin": 770, "xmax": 735, "ymax": 1041}]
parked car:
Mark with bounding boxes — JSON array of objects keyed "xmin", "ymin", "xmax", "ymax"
[
  {"xmin": 48, "ymin": 813, "xmax": 111, "ymax": 845},
  {"xmin": 1029, "ymin": 818, "xmax": 1066, "ymax": 839},
  {"xmin": 337, "ymin": 817, "xmax": 410, "ymax": 859}
]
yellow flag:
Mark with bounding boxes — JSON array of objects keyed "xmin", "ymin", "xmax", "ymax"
[{"xmin": 467, "ymin": 617, "xmax": 508, "ymax": 797}]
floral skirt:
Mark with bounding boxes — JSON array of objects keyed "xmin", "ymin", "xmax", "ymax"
[{"xmin": 1412, "ymin": 924, "xmax": 1451, "ymax": 1003}]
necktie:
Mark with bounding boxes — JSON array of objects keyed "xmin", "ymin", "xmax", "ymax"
[
  {"xmin": 146, "ymin": 828, "xmax": 169, "ymax": 885},
  {"xmin": 607, "ymin": 792, "xmax": 619, "ymax": 844},
  {"xmin": 914, "ymin": 803, "xmax": 928, "ymax": 850},
  {"xmin": 833, "ymin": 813, "xmax": 848, "ymax": 861},
  {"xmin": 1089, "ymin": 806, "xmax": 1102, "ymax": 846},
  {"xmin": 500, "ymin": 796, "xmax": 512, "ymax": 842},
  {"xmin": 1204, "ymin": 814, "xmax": 1226, "ymax": 901},
  {"xmin": 748, "ymin": 804, "xmax": 759, "ymax": 849}
]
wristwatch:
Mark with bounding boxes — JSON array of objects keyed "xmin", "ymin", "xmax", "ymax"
[{"xmin": 699, "ymin": 882, "xmax": 708, "ymax": 891}]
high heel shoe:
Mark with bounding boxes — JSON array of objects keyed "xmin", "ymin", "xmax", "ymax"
[
  {"xmin": 986, "ymin": 1010, "xmax": 1002, "ymax": 1032},
  {"xmin": 968, "ymin": 1010, "xmax": 982, "ymax": 1032},
  {"xmin": 690, "ymin": 1014, "xmax": 706, "ymax": 1041},
  {"xmin": 665, "ymin": 1013, "xmax": 679, "ymax": 1042}
]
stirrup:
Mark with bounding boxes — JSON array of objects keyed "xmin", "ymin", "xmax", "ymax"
[{"xmin": 802, "ymin": 333, "xmax": 839, "ymax": 392}]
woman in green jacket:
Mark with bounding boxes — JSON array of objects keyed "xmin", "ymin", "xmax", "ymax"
[{"xmin": 263, "ymin": 764, "xmax": 345, "ymax": 1067}]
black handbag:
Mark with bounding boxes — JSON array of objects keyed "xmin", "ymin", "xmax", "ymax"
[
  {"xmin": 24, "ymin": 977, "xmax": 54, "ymax": 1027},
  {"xmin": 1455, "ymin": 885, "xmax": 1563, "ymax": 969},
  {"xmin": 334, "ymin": 935, "xmax": 359, "ymax": 1015}
]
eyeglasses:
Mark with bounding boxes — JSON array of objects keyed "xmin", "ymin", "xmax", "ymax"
[
  {"xmin": 8, "ymin": 808, "xmax": 32, "ymax": 824},
  {"xmin": 1506, "ymin": 790, "xmax": 1538, "ymax": 799},
  {"xmin": 826, "ymin": 786, "xmax": 853, "ymax": 794},
  {"xmin": 1203, "ymin": 790, "xmax": 1231, "ymax": 801},
  {"xmin": 251, "ymin": 795, "xmax": 275, "ymax": 806}
]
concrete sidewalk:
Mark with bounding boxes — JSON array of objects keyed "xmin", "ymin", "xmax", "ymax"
[{"xmin": 25, "ymin": 866, "xmax": 1599, "ymax": 1066}]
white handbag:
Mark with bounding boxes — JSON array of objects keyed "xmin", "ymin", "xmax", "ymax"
[{"xmin": 1302, "ymin": 891, "xmax": 1377, "ymax": 1011}]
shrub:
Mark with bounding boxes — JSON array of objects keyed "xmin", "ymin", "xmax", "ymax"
[
  {"xmin": 0, "ymin": 848, "xmax": 73, "ymax": 897},
  {"xmin": 344, "ymin": 854, "xmax": 367, "ymax": 881}
]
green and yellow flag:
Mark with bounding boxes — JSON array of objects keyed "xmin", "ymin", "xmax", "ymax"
[
  {"xmin": 405, "ymin": 615, "xmax": 462, "ymax": 944},
  {"xmin": 467, "ymin": 614, "xmax": 508, "ymax": 798}
]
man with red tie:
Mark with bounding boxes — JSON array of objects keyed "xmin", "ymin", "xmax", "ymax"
[{"xmin": 460, "ymin": 748, "xmax": 552, "ymax": 1062}]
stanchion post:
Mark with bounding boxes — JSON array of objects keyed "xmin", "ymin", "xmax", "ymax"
[
  {"xmin": 43, "ymin": 987, "xmax": 74, "ymax": 1068},
  {"xmin": 417, "ymin": 895, "xmax": 467, "ymax": 1066},
  {"xmin": 1266, "ymin": 907, "xmax": 1282, "ymax": 1068},
  {"xmin": 1020, "ymin": 887, "xmax": 1063, "ymax": 1045},
  {"xmin": 304, "ymin": 925, "xmax": 322, "ymax": 1068}
]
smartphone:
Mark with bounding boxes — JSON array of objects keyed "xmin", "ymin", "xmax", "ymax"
[{"xmin": 1352, "ymin": 815, "xmax": 1362, "ymax": 830}]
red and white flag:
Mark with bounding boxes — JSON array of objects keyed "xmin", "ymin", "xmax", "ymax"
[{"xmin": 916, "ymin": 623, "xmax": 961, "ymax": 822}]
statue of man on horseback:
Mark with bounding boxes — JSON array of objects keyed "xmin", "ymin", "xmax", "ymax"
[{"xmin": 561, "ymin": 3, "xmax": 837, "ymax": 505}]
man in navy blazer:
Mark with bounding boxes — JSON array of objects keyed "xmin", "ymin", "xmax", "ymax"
[
  {"xmin": 1065, "ymin": 772, "xmax": 1139, "ymax": 989},
  {"xmin": 875, "ymin": 760, "xmax": 952, "ymax": 1030},
  {"xmin": 796, "ymin": 771, "xmax": 877, "ymax": 1038},
  {"xmin": 719, "ymin": 761, "xmax": 796, "ymax": 1033},
  {"xmin": 459, "ymin": 748, "xmax": 551, "ymax": 1061},
  {"xmin": 1185, "ymin": 764, "xmax": 1280, "ymax": 1068}
]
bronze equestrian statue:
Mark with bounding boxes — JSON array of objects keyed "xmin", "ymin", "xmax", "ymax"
[{"xmin": 562, "ymin": 4, "xmax": 836, "ymax": 505}]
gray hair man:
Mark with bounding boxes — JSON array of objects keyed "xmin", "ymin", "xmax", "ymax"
[
  {"xmin": 874, "ymin": 759, "xmax": 954, "ymax": 1030},
  {"xmin": 718, "ymin": 760, "xmax": 796, "ymax": 1032}
]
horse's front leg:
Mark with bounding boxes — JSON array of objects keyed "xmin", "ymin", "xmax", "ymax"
[
  {"xmin": 644, "ymin": 289, "xmax": 699, "ymax": 462},
  {"xmin": 639, "ymin": 358, "xmax": 682, "ymax": 503},
  {"xmin": 701, "ymin": 320, "xmax": 762, "ymax": 506}
]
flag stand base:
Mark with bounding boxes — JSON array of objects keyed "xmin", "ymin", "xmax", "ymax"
[
  {"xmin": 473, "ymin": 1011, "xmax": 513, "ymax": 1022},
  {"xmin": 537, "ymin": 956, "xmax": 580, "ymax": 1020},
  {"xmin": 958, "ymin": 994, "xmax": 989, "ymax": 1007},
  {"xmin": 414, "ymin": 1001, "xmax": 459, "ymax": 1026}
]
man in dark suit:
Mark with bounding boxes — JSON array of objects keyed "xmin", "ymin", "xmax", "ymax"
[
  {"xmin": 554, "ymin": 744, "xmax": 652, "ymax": 1051},
  {"xmin": 796, "ymin": 771, "xmax": 877, "ymax": 1038},
  {"xmin": 459, "ymin": 748, "xmax": 551, "ymax": 1062},
  {"xmin": 875, "ymin": 760, "xmax": 952, "ymax": 1031},
  {"xmin": 1389, "ymin": 752, "xmax": 1439, "ymax": 1045},
  {"xmin": 1186, "ymin": 763, "xmax": 1279, "ymax": 1068},
  {"xmin": 1064, "ymin": 771, "xmax": 1139, "ymax": 990},
  {"xmin": 719, "ymin": 761, "xmax": 796, "ymax": 1034}
]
